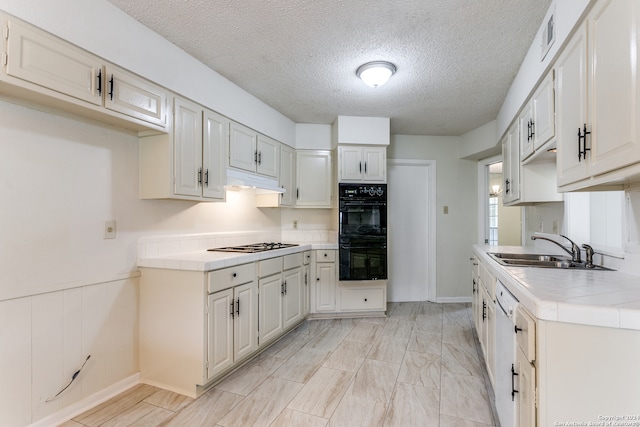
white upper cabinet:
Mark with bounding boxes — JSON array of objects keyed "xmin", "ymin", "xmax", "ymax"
[
  {"xmin": 556, "ymin": 23, "xmax": 589, "ymax": 187},
  {"xmin": 104, "ymin": 65, "xmax": 167, "ymax": 128},
  {"xmin": 587, "ymin": 0, "xmax": 640, "ymax": 176},
  {"xmin": 4, "ymin": 17, "xmax": 102, "ymax": 106},
  {"xmin": 556, "ymin": 0, "xmax": 640, "ymax": 189},
  {"xmin": 256, "ymin": 134, "xmax": 280, "ymax": 178},
  {"xmin": 1, "ymin": 12, "xmax": 168, "ymax": 132},
  {"xmin": 502, "ymin": 121, "xmax": 521, "ymax": 204},
  {"xmin": 229, "ymin": 121, "xmax": 279, "ymax": 178},
  {"xmin": 296, "ymin": 150, "xmax": 333, "ymax": 208},
  {"xmin": 174, "ymin": 97, "xmax": 204, "ymax": 198},
  {"xmin": 279, "ymin": 145, "xmax": 296, "ymax": 206},
  {"xmin": 532, "ymin": 72, "xmax": 556, "ymax": 151},
  {"xmin": 338, "ymin": 146, "xmax": 386, "ymax": 182},
  {"xmin": 520, "ymin": 72, "xmax": 555, "ymax": 161},
  {"xmin": 203, "ymin": 108, "xmax": 228, "ymax": 199},
  {"xmin": 139, "ymin": 96, "xmax": 227, "ymax": 202}
]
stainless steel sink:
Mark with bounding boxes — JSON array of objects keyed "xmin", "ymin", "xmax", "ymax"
[{"xmin": 488, "ymin": 252, "xmax": 614, "ymax": 270}]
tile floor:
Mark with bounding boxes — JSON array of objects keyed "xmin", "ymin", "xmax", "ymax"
[{"xmin": 61, "ymin": 302, "xmax": 498, "ymax": 427}]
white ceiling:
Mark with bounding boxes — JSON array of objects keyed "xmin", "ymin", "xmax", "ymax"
[{"xmin": 107, "ymin": 0, "xmax": 552, "ymax": 136}]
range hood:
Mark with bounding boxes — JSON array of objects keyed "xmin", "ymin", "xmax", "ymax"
[{"xmin": 225, "ymin": 168, "xmax": 285, "ymax": 194}]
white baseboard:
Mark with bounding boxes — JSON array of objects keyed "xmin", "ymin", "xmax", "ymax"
[
  {"xmin": 29, "ymin": 373, "xmax": 140, "ymax": 427},
  {"xmin": 436, "ymin": 296, "xmax": 472, "ymax": 303}
]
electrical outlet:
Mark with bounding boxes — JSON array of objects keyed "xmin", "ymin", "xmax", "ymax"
[
  {"xmin": 104, "ymin": 220, "xmax": 116, "ymax": 239},
  {"xmin": 443, "ymin": 206, "xmax": 449, "ymax": 214},
  {"xmin": 293, "ymin": 220, "xmax": 299, "ymax": 229}
]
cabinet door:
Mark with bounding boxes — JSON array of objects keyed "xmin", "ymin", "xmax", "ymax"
[
  {"xmin": 556, "ymin": 23, "xmax": 589, "ymax": 187},
  {"xmin": 282, "ymin": 267, "xmax": 302, "ymax": 329},
  {"xmin": 256, "ymin": 135, "xmax": 280, "ymax": 178},
  {"xmin": 532, "ymin": 72, "xmax": 555, "ymax": 150},
  {"xmin": 229, "ymin": 121, "xmax": 257, "ymax": 172},
  {"xmin": 203, "ymin": 108, "xmax": 228, "ymax": 200},
  {"xmin": 588, "ymin": 0, "xmax": 640, "ymax": 176},
  {"xmin": 315, "ymin": 263, "xmax": 336, "ymax": 311},
  {"xmin": 173, "ymin": 97, "xmax": 203, "ymax": 197},
  {"xmin": 5, "ymin": 18, "xmax": 102, "ymax": 105},
  {"xmin": 258, "ymin": 274, "xmax": 283, "ymax": 345},
  {"xmin": 363, "ymin": 147, "xmax": 386, "ymax": 182},
  {"xmin": 279, "ymin": 145, "xmax": 296, "ymax": 206},
  {"xmin": 207, "ymin": 289, "xmax": 234, "ymax": 380},
  {"xmin": 486, "ymin": 293, "xmax": 496, "ymax": 388},
  {"xmin": 503, "ymin": 121, "xmax": 520, "ymax": 204},
  {"xmin": 519, "ymin": 102, "xmax": 534, "ymax": 161},
  {"xmin": 296, "ymin": 151, "xmax": 333, "ymax": 207},
  {"xmin": 104, "ymin": 65, "xmax": 167, "ymax": 127},
  {"xmin": 338, "ymin": 146, "xmax": 364, "ymax": 181},
  {"xmin": 233, "ymin": 281, "xmax": 258, "ymax": 361},
  {"xmin": 302, "ymin": 264, "xmax": 310, "ymax": 316},
  {"xmin": 515, "ymin": 348, "xmax": 536, "ymax": 427}
]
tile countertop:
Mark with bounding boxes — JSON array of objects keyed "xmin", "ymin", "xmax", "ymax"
[
  {"xmin": 474, "ymin": 245, "xmax": 640, "ymax": 331},
  {"xmin": 138, "ymin": 242, "xmax": 338, "ymax": 272}
]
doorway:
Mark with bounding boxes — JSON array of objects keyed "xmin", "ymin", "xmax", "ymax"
[
  {"xmin": 479, "ymin": 157, "xmax": 522, "ymax": 246},
  {"xmin": 387, "ymin": 160, "xmax": 436, "ymax": 302}
]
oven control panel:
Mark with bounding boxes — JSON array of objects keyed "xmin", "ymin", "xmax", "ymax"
[{"xmin": 339, "ymin": 184, "xmax": 386, "ymax": 199}]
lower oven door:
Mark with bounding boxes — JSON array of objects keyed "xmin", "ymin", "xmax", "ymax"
[{"xmin": 339, "ymin": 244, "xmax": 387, "ymax": 281}]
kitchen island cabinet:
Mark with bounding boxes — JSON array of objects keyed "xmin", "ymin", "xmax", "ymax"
[{"xmin": 473, "ymin": 244, "xmax": 640, "ymax": 426}]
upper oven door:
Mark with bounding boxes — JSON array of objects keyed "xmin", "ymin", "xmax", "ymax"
[{"xmin": 339, "ymin": 200, "xmax": 387, "ymax": 237}]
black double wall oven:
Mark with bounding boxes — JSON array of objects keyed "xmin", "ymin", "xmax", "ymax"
[{"xmin": 338, "ymin": 184, "xmax": 387, "ymax": 281}]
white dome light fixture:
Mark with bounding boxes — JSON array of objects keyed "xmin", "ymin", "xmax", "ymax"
[{"xmin": 356, "ymin": 61, "xmax": 396, "ymax": 88}]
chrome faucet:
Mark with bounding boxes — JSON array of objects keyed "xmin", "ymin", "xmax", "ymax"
[
  {"xmin": 531, "ymin": 235, "xmax": 582, "ymax": 263},
  {"xmin": 581, "ymin": 244, "xmax": 595, "ymax": 268}
]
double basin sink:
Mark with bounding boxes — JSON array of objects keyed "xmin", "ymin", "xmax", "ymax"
[{"xmin": 489, "ymin": 252, "xmax": 613, "ymax": 270}]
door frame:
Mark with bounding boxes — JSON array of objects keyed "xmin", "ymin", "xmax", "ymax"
[{"xmin": 387, "ymin": 159, "xmax": 436, "ymax": 302}]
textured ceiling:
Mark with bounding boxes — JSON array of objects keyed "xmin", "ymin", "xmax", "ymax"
[{"xmin": 107, "ymin": 0, "xmax": 552, "ymax": 136}]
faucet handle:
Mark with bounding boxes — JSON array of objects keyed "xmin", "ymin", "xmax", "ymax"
[{"xmin": 581, "ymin": 244, "xmax": 594, "ymax": 267}]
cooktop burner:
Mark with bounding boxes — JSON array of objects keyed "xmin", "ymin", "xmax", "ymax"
[{"xmin": 207, "ymin": 242, "xmax": 299, "ymax": 253}]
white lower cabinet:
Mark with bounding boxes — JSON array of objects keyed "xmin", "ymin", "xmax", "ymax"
[
  {"xmin": 258, "ymin": 268, "xmax": 284, "ymax": 345},
  {"xmin": 139, "ymin": 251, "xmax": 310, "ymax": 398},
  {"xmin": 302, "ymin": 251, "xmax": 311, "ymax": 316},
  {"xmin": 207, "ymin": 288, "xmax": 234, "ymax": 379},
  {"xmin": 339, "ymin": 287, "xmax": 385, "ymax": 311},
  {"xmin": 207, "ymin": 268, "xmax": 257, "ymax": 381},
  {"xmin": 258, "ymin": 253, "xmax": 306, "ymax": 346},
  {"xmin": 313, "ymin": 250, "xmax": 337, "ymax": 312},
  {"xmin": 514, "ymin": 346, "xmax": 536, "ymax": 427}
]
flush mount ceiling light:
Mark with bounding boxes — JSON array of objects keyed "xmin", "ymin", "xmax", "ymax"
[{"xmin": 356, "ymin": 61, "xmax": 396, "ymax": 88}]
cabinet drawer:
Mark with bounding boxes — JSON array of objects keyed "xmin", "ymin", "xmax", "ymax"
[
  {"xmin": 340, "ymin": 288, "xmax": 385, "ymax": 311},
  {"xmin": 258, "ymin": 257, "xmax": 282, "ymax": 278},
  {"xmin": 303, "ymin": 251, "xmax": 311, "ymax": 265},
  {"xmin": 208, "ymin": 263, "xmax": 255, "ymax": 294},
  {"xmin": 284, "ymin": 252, "xmax": 303, "ymax": 270},
  {"xmin": 317, "ymin": 250, "xmax": 336, "ymax": 263},
  {"xmin": 515, "ymin": 305, "xmax": 536, "ymax": 363}
]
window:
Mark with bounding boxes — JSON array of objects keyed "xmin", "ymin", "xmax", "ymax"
[{"xmin": 489, "ymin": 196, "xmax": 499, "ymax": 245}]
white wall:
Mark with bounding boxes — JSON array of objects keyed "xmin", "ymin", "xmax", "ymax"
[
  {"xmin": 0, "ymin": 0, "xmax": 297, "ymax": 146},
  {"xmin": 388, "ymin": 135, "xmax": 477, "ymax": 300},
  {"xmin": 459, "ymin": 120, "xmax": 498, "ymax": 160},
  {"xmin": 0, "ymin": 99, "xmax": 288, "ymax": 425}
]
